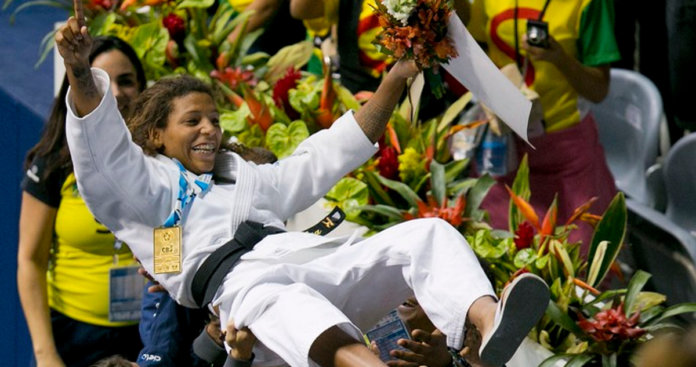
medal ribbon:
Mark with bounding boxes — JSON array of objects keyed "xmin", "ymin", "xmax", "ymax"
[{"xmin": 163, "ymin": 160, "xmax": 212, "ymax": 227}]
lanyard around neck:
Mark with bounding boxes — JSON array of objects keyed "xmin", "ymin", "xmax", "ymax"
[{"xmin": 162, "ymin": 160, "xmax": 212, "ymax": 228}]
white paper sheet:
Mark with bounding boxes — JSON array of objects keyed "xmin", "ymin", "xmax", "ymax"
[{"xmin": 442, "ymin": 16, "xmax": 533, "ymax": 145}]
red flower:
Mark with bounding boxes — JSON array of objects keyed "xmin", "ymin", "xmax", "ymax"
[
  {"xmin": 514, "ymin": 221, "xmax": 535, "ymax": 250},
  {"xmin": 210, "ymin": 67, "xmax": 257, "ymax": 91},
  {"xmin": 272, "ymin": 67, "xmax": 301, "ymax": 120},
  {"xmin": 162, "ymin": 13, "xmax": 186, "ymax": 42},
  {"xmin": 404, "ymin": 194, "xmax": 466, "ymax": 227},
  {"xmin": 378, "ymin": 146, "xmax": 399, "ymax": 180},
  {"xmin": 86, "ymin": 0, "xmax": 113, "ymax": 10},
  {"xmin": 577, "ymin": 302, "xmax": 646, "ymax": 343}
]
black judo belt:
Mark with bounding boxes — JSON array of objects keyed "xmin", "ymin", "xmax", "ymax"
[
  {"xmin": 190, "ymin": 207, "xmax": 346, "ymax": 308},
  {"xmin": 191, "ymin": 220, "xmax": 285, "ymax": 308}
]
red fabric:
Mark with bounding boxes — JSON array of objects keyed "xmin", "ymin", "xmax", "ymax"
[{"xmin": 478, "ymin": 113, "xmax": 617, "ymax": 256}]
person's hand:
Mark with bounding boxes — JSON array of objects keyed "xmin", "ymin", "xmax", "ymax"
[
  {"xmin": 55, "ymin": 0, "xmax": 92, "ymax": 68},
  {"xmin": 459, "ymin": 323, "xmax": 483, "ymax": 367},
  {"xmin": 225, "ymin": 319, "xmax": 257, "ymax": 361},
  {"xmin": 134, "ymin": 257, "xmax": 166, "ymax": 292},
  {"xmin": 389, "ymin": 59, "xmax": 421, "ymax": 82},
  {"xmin": 387, "ymin": 329, "xmax": 451, "ymax": 367},
  {"xmin": 522, "ymin": 33, "xmax": 567, "ymax": 66}
]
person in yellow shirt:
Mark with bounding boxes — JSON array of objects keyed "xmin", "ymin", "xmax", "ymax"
[
  {"xmin": 290, "ymin": 0, "xmax": 392, "ymax": 93},
  {"xmin": 467, "ymin": 0, "xmax": 621, "ymax": 253},
  {"xmin": 17, "ymin": 36, "xmax": 146, "ymax": 367}
]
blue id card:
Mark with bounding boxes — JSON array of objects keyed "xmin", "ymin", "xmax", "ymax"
[
  {"xmin": 109, "ymin": 266, "xmax": 143, "ymax": 322},
  {"xmin": 365, "ymin": 309, "xmax": 411, "ymax": 362}
]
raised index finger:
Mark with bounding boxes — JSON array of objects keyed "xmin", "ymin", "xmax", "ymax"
[{"xmin": 73, "ymin": 0, "xmax": 85, "ymax": 27}]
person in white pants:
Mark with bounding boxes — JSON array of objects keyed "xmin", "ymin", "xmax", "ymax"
[{"xmin": 57, "ymin": 3, "xmax": 550, "ymax": 366}]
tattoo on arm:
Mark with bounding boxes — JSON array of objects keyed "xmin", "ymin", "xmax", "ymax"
[
  {"xmin": 357, "ymin": 103, "xmax": 394, "ymax": 143},
  {"xmin": 72, "ymin": 65, "xmax": 99, "ymax": 99}
]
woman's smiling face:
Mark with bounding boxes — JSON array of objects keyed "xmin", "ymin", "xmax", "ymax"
[{"xmin": 153, "ymin": 92, "xmax": 222, "ymax": 174}]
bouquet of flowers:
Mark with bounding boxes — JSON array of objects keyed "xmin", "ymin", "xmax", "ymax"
[{"xmin": 372, "ymin": 0, "xmax": 458, "ymax": 98}]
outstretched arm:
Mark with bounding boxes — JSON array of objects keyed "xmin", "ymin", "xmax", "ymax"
[
  {"xmin": 56, "ymin": 0, "xmax": 99, "ymax": 117},
  {"xmin": 354, "ymin": 60, "xmax": 419, "ymax": 143}
]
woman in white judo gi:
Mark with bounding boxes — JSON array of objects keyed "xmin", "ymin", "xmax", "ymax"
[{"xmin": 57, "ymin": 2, "xmax": 549, "ymax": 366}]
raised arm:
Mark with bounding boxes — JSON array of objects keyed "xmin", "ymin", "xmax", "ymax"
[
  {"xmin": 354, "ymin": 60, "xmax": 419, "ymax": 143},
  {"xmin": 55, "ymin": 0, "xmax": 99, "ymax": 116}
]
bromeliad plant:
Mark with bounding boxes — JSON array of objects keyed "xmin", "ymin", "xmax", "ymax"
[
  {"xmin": 470, "ymin": 156, "xmax": 696, "ymax": 366},
  {"xmin": 324, "ymin": 88, "xmax": 495, "ymax": 235}
]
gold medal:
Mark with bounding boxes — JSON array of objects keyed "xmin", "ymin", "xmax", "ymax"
[{"xmin": 153, "ymin": 226, "xmax": 182, "ymax": 274}]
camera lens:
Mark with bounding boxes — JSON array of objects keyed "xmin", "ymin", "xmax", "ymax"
[{"xmin": 528, "ymin": 28, "xmax": 540, "ymax": 43}]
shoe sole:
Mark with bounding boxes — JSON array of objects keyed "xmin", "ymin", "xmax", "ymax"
[{"xmin": 479, "ymin": 274, "xmax": 550, "ymax": 366}]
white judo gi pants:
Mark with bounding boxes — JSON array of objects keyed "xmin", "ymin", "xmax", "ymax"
[{"xmin": 215, "ymin": 218, "xmax": 494, "ymax": 367}]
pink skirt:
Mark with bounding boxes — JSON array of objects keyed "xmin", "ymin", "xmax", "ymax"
[{"xmin": 478, "ymin": 113, "xmax": 617, "ymax": 256}]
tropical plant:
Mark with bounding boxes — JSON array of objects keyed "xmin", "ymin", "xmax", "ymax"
[{"xmin": 472, "ymin": 156, "xmax": 696, "ymax": 366}]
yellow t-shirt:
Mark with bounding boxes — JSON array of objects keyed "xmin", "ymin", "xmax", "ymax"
[
  {"xmin": 48, "ymin": 173, "xmax": 138, "ymax": 327},
  {"xmin": 469, "ymin": 0, "xmax": 620, "ymax": 131}
]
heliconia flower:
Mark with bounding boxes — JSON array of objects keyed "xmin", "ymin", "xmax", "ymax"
[
  {"xmin": 240, "ymin": 84, "xmax": 273, "ymax": 132},
  {"xmin": 162, "ymin": 13, "xmax": 186, "ymax": 42},
  {"xmin": 210, "ymin": 67, "xmax": 257, "ymax": 91},
  {"xmin": 315, "ymin": 65, "xmax": 337, "ymax": 129},
  {"xmin": 404, "ymin": 194, "xmax": 466, "ymax": 227},
  {"xmin": 577, "ymin": 302, "xmax": 646, "ymax": 343},
  {"xmin": 272, "ymin": 67, "xmax": 302, "ymax": 120},
  {"xmin": 514, "ymin": 221, "xmax": 535, "ymax": 250},
  {"xmin": 377, "ymin": 146, "xmax": 400, "ymax": 180},
  {"xmin": 505, "ymin": 185, "xmax": 540, "ymax": 229}
]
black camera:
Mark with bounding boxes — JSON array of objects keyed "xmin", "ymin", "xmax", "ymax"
[{"xmin": 526, "ymin": 19, "xmax": 549, "ymax": 48}]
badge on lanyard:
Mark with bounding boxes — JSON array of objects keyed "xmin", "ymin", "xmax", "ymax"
[
  {"xmin": 109, "ymin": 240, "xmax": 143, "ymax": 322},
  {"xmin": 153, "ymin": 160, "xmax": 211, "ymax": 274},
  {"xmin": 153, "ymin": 225, "xmax": 182, "ymax": 274}
]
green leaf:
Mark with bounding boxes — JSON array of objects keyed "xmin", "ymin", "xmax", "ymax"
[
  {"xmin": 568, "ymin": 354, "xmax": 597, "ymax": 367},
  {"xmin": 430, "ymin": 160, "xmax": 446, "ymax": 206},
  {"xmin": 601, "ymin": 353, "xmax": 617, "ymax": 367},
  {"xmin": 444, "ymin": 158, "xmax": 470, "ymax": 183},
  {"xmin": 551, "ymin": 240, "xmax": 575, "ymax": 278},
  {"xmin": 588, "ymin": 192, "xmax": 627, "ymax": 287},
  {"xmin": 437, "ymin": 92, "xmax": 472, "ymax": 133},
  {"xmin": 182, "ymin": 32, "xmax": 213, "ymax": 75},
  {"xmin": 220, "ymin": 106, "xmax": 250, "ymax": 134},
  {"xmin": 265, "ymin": 120, "xmax": 309, "ymax": 159},
  {"xmin": 539, "ymin": 354, "xmax": 572, "ymax": 367},
  {"xmin": 546, "ymin": 300, "xmax": 584, "ymax": 334},
  {"xmin": 375, "ymin": 175, "xmax": 421, "ymax": 209},
  {"xmin": 177, "ymin": 0, "xmax": 215, "ymax": 8},
  {"xmin": 237, "ymin": 124, "xmax": 264, "ymax": 148},
  {"xmin": 357, "ymin": 204, "xmax": 406, "ymax": 222},
  {"xmin": 587, "ymin": 241, "xmax": 608, "ymax": 287},
  {"xmin": 648, "ymin": 302, "xmax": 696, "ymax": 326},
  {"xmin": 465, "ymin": 174, "xmax": 495, "ymax": 217},
  {"xmin": 362, "ymin": 170, "xmax": 396, "ymax": 207},
  {"xmin": 131, "ymin": 22, "xmax": 169, "ymax": 76},
  {"xmin": 633, "ymin": 292, "xmax": 666, "ymax": 312},
  {"xmin": 88, "ymin": 12, "xmax": 117, "ymax": 36},
  {"xmin": 513, "ymin": 248, "xmax": 537, "ymax": 268},
  {"xmin": 264, "ymin": 41, "xmax": 314, "ymax": 84},
  {"xmin": 624, "ymin": 270, "xmax": 651, "ymax": 316},
  {"xmin": 336, "ymin": 85, "xmax": 361, "ymax": 112}
]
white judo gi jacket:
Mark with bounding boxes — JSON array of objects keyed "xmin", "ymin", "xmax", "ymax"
[{"xmin": 66, "ymin": 69, "xmax": 494, "ymax": 367}]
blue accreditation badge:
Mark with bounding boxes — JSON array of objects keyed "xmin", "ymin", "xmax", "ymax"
[{"xmin": 109, "ymin": 265, "xmax": 144, "ymax": 322}]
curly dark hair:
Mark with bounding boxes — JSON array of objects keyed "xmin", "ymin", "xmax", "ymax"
[{"xmin": 127, "ymin": 75, "xmax": 215, "ymax": 156}]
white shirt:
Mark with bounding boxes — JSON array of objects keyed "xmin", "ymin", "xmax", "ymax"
[{"xmin": 65, "ymin": 68, "xmax": 377, "ymax": 307}]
